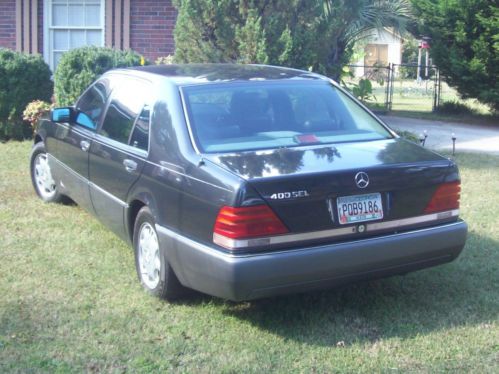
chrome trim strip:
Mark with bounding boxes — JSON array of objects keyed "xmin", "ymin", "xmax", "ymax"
[
  {"xmin": 48, "ymin": 153, "xmax": 87, "ymax": 184},
  {"xmin": 178, "ymin": 87, "xmax": 202, "ymax": 155},
  {"xmin": 213, "ymin": 209, "xmax": 460, "ymax": 250},
  {"xmin": 48, "ymin": 154, "xmax": 128, "ymax": 208},
  {"xmin": 213, "ymin": 225, "xmax": 358, "ymax": 249},
  {"xmin": 156, "ymin": 224, "xmax": 233, "ymax": 261},
  {"xmin": 157, "ymin": 221, "xmax": 465, "ymax": 259},
  {"xmin": 89, "ymin": 181, "xmax": 128, "ymax": 208},
  {"xmin": 366, "ymin": 210, "xmax": 459, "ymax": 232}
]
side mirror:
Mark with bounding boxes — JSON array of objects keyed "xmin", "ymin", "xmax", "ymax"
[
  {"xmin": 50, "ymin": 107, "xmax": 97, "ymax": 130},
  {"xmin": 51, "ymin": 107, "xmax": 74, "ymax": 122}
]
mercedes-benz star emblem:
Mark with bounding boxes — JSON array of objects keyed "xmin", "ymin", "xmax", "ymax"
[{"xmin": 355, "ymin": 172, "xmax": 369, "ymax": 188}]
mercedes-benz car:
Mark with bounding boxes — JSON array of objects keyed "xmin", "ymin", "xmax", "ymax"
[{"xmin": 30, "ymin": 64, "xmax": 467, "ymax": 301}]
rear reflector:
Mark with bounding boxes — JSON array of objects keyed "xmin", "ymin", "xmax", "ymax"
[
  {"xmin": 424, "ymin": 181, "xmax": 461, "ymax": 214},
  {"xmin": 213, "ymin": 205, "xmax": 288, "ymax": 244}
]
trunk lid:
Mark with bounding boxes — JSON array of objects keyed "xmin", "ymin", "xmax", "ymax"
[{"xmin": 204, "ymin": 139, "xmax": 458, "ymax": 234}]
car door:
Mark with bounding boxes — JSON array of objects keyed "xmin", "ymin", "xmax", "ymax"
[
  {"xmin": 88, "ymin": 75, "xmax": 152, "ymax": 239},
  {"xmin": 51, "ymin": 78, "xmax": 111, "ymax": 213}
]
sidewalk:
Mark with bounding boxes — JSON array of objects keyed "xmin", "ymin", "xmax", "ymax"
[{"xmin": 379, "ymin": 115, "xmax": 499, "ymax": 155}]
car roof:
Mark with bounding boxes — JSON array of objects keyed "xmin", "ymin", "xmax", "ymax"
[{"xmin": 112, "ymin": 63, "xmax": 327, "ymax": 86}]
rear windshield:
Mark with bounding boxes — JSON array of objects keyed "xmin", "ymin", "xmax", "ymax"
[{"xmin": 182, "ymin": 80, "xmax": 392, "ymax": 153}]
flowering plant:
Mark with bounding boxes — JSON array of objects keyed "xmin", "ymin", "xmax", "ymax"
[{"xmin": 23, "ymin": 100, "xmax": 53, "ymax": 127}]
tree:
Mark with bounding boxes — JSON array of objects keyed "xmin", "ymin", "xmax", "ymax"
[
  {"xmin": 411, "ymin": 0, "xmax": 499, "ymax": 111},
  {"xmin": 401, "ymin": 35, "xmax": 418, "ymax": 64},
  {"xmin": 173, "ymin": 0, "xmax": 411, "ymax": 79},
  {"xmin": 320, "ymin": 0, "xmax": 412, "ymax": 76}
]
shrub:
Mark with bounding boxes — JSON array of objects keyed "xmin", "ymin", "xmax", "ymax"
[
  {"xmin": 0, "ymin": 49, "xmax": 53, "ymax": 141},
  {"xmin": 349, "ymin": 78, "xmax": 375, "ymax": 103},
  {"xmin": 394, "ymin": 129, "xmax": 420, "ymax": 143},
  {"xmin": 437, "ymin": 100, "xmax": 475, "ymax": 115},
  {"xmin": 23, "ymin": 100, "xmax": 53, "ymax": 129},
  {"xmin": 365, "ymin": 102, "xmax": 387, "ymax": 113},
  {"xmin": 54, "ymin": 46, "xmax": 145, "ymax": 106},
  {"xmin": 155, "ymin": 55, "xmax": 175, "ymax": 65}
]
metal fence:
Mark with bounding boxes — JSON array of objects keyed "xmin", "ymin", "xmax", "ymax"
[
  {"xmin": 343, "ymin": 65, "xmax": 392, "ymax": 112},
  {"xmin": 345, "ymin": 63, "xmax": 442, "ymax": 113}
]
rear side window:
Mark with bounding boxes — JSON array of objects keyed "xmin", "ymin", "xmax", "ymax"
[
  {"xmin": 182, "ymin": 81, "xmax": 392, "ymax": 153},
  {"xmin": 100, "ymin": 77, "xmax": 151, "ymax": 151}
]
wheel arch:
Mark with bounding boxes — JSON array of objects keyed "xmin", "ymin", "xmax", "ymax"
[
  {"xmin": 33, "ymin": 119, "xmax": 51, "ymax": 145},
  {"xmin": 34, "ymin": 134, "xmax": 43, "ymax": 144},
  {"xmin": 126, "ymin": 192, "xmax": 160, "ymax": 243}
]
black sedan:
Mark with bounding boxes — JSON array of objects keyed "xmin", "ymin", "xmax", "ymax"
[{"xmin": 30, "ymin": 64, "xmax": 467, "ymax": 301}]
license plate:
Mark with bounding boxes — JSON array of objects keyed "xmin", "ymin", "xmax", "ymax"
[{"xmin": 337, "ymin": 193, "xmax": 383, "ymax": 225}]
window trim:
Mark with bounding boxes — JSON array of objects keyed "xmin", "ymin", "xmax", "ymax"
[
  {"xmin": 127, "ymin": 104, "xmax": 152, "ymax": 153},
  {"xmin": 43, "ymin": 0, "xmax": 106, "ymax": 70}
]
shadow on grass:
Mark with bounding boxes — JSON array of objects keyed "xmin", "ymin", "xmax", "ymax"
[{"xmin": 180, "ymin": 231, "xmax": 498, "ymax": 347}]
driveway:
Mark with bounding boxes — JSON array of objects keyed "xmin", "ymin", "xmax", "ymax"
[{"xmin": 379, "ymin": 115, "xmax": 499, "ymax": 155}]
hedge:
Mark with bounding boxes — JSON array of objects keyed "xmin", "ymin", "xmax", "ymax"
[
  {"xmin": 54, "ymin": 46, "xmax": 145, "ymax": 107},
  {"xmin": 0, "ymin": 49, "xmax": 53, "ymax": 140}
]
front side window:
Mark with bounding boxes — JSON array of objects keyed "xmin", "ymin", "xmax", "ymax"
[
  {"xmin": 76, "ymin": 79, "xmax": 110, "ymax": 129},
  {"xmin": 100, "ymin": 78, "xmax": 151, "ymax": 150},
  {"xmin": 182, "ymin": 81, "xmax": 393, "ymax": 153}
]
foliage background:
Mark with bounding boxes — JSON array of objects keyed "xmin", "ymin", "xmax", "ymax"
[
  {"xmin": 0, "ymin": 49, "xmax": 52, "ymax": 141},
  {"xmin": 173, "ymin": 0, "xmax": 411, "ymax": 79},
  {"xmin": 411, "ymin": 0, "xmax": 499, "ymax": 111},
  {"xmin": 54, "ymin": 46, "xmax": 145, "ymax": 107}
]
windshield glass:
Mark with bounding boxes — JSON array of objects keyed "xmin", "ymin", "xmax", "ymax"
[{"xmin": 182, "ymin": 80, "xmax": 392, "ymax": 153}]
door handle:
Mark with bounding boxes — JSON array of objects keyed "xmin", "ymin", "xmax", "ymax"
[
  {"xmin": 80, "ymin": 140, "xmax": 90, "ymax": 152},
  {"xmin": 123, "ymin": 159, "xmax": 138, "ymax": 173}
]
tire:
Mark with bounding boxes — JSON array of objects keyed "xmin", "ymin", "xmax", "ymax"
[
  {"xmin": 30, "ymin": 142, "xmax": 66, "ymax": 203},
  {"xmin": 133, "ymin": 206, "xmax": 186, "ymax": 300}
]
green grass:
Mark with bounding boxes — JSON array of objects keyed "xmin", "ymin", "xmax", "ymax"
[
  {"xmin": 387, "ymin": 80, "xmax": 498, "ymax": 126},
  {"xmin": 1, "ymin": 142, "xmax": 498, "ymax": 373}
]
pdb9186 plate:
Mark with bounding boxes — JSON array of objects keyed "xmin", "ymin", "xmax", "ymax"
[{"xmin": 337, "ymin": 193, "xmax": 383, "ymax": 224}]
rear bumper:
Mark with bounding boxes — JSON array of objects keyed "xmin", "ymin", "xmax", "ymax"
[{"xmin": 157, "ymin": 220, "xmax": 467, "ymax": 301}]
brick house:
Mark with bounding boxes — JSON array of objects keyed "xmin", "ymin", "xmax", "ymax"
[{"xmin": 0, "ymin": 0, "xmax": 177, "ymax": 70}]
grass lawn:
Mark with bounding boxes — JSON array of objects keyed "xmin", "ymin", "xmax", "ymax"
[
  {"xmin": 391, "ymin": 88, "xmax": 498, "ymax": 125},
  {"xmin": 1, "ymin": 141, "xmax": 498, "ymax": 373}
]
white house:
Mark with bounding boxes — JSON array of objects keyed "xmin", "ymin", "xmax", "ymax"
[{"xmin": 352, "ymin": 28, "xmax": 404, "ymax": 77}]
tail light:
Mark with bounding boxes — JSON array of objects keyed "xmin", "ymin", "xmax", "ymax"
[
  {"xmin": 424, "ymin": 181, "xmax": 461, "ymax": 214},
  {"xmin": 213, "ymin": 205, "xmax": 288, "ymax": 248}
]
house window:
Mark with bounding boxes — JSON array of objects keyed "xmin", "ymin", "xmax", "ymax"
[{"xmin": 45, "ymin": 0, "xmax": 105, "ymax": 70}]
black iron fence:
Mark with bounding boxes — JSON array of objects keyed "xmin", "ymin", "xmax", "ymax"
[{"xmin": 344, "ymin": 63, "xmax": 442, "ymax": 113}]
